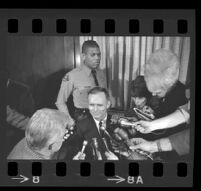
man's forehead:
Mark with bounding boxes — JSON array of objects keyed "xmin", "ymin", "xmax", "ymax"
[
  {"xmin": 88, "ymin": 92, "xmax": 107, "ymax": 101},
  {"xmin": 85, "ymin": 47, "xmax": 100, "ymax": 53}
]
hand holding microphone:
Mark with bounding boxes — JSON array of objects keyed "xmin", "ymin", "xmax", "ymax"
[
  {"xmin": 119, "ymin": 118, "xmax": 137, "ymax": 127},
  {"xmin": 105, "ymin": 151, "xmax": 119, "ymax": 160},
  {"xmin": 118, "ymin": 118, "xmax": 138, "ymax": 136},
  {"xmin": 80, "ymin": 140, "xmax": 88, "ymax": 154},
  {"xmin": 73, "ymin": 140, "xmax": 88, "ymax": 160},
  {"xmin": 129, "ymin": 138, "xmax": 154, "ymax": 160},
  {"xmin": 73, "ymin": 152, "xmax": 86, "ymax": 160}
]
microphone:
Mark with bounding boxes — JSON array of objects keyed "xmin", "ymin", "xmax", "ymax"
[
  {"xmin": 135, "ymin": 149, "xmax": 153, "ymax": 160},
  {"xmin": 91, "ymin": 138, "xmax": 102, "ymax": 160},
  {"xmin": 133, "ymin": 107, "xmax": 154, "ymax": 121},
  {"xmin": 115, "ymin": 128, "xmax": 134, "ymax": 147},
  {"xmin": 80, "ymin": 140, "xmax": 88, "ymax": 154},
  {"xmin": 102, "ymin": 137, "xmax": 110, "ymax": 152},
  {"xmin": 118, "ymin": 118, "xmax": 138, "ymax": 136},
  {"xmin": 118, "ymin": 118, "xmax": 137, "ymax": 128},
  {"xmin": 113, "ymin": 128, "xmax": 123, "ymax": 141},
  {"xmin": 100, "ymin": 125, "xmax": 113, "ymax": 140},
  {"xmin": 113, "ymin": 133, "xmax": 122, "ymax": 141}
]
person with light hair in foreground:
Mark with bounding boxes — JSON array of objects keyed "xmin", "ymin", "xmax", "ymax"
[
  {"xmin": 131, "ymin": 49, "xmax": 190, "ymax": 158},
  {"xmin": 133, "ymin": 49, "xmax": 189, "ymax": 134},
  {"xmin": 7, "ymin": 108, "xmax": 72, "ymax": 160}
]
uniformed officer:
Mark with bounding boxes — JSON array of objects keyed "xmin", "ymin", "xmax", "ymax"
[{"xmin": 56, "ymin": 40, "xmax": 107, "ymax": 126}]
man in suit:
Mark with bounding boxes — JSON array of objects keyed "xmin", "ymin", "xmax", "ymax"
[{"xmin": 62, "ymin": 87, "xmax": 119, "ymax": 160}]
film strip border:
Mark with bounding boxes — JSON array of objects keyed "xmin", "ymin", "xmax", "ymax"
[
  {"xmin": 5, "ymin": 18, "xmax": 188, "ymax": 34},
  {"xmin": 0, "ymin": 9, "xmax": 195, "ymax": 187},
  {"xmin": 0, "ymin": 161, "xmax": 192, "ymax": 186},
  {"xmin": 0, "ymin": 9, "xmax": 195, "ymax": 35}
]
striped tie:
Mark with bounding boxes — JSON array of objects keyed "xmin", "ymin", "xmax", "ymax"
[
  {"xmin": 99, "ymin": 120, "xmax": 105, "ymax": 137},
  {"xmin": 91, "ymin": 69, "xmax": 99, "ymax": 86}
]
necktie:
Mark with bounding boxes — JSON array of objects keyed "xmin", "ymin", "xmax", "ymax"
[
  {"xmin": 99, "ymin": 120, "xmax": 111, "ymax": 154},
  {"xmin": 99, "ymin": 120, "xmax": 105, "ymax": 137},
  {"xmin": 91, "ymin": 69, "xmax": 99, "ymax": 86}
]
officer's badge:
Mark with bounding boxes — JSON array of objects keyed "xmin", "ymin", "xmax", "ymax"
[{"xmin": 62, "ymin": 74, "xmax": 69, "ymax": 82}]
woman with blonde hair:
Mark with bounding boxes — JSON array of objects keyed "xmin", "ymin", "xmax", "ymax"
[{"xmin": 134, "ymin": 49, "xmax": 189, "ymax": 135}]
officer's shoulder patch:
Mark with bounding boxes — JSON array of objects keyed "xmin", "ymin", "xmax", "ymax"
[
  {"xmin": 62, "ymin": 73, "xmax": 70, "ymax": 82},
  {"xmin": 72, "ymin": 67, "xmax": 81, "ymax": 73}
]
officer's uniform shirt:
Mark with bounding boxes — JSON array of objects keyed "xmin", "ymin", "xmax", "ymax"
[{"xmin": 56, "ymin": 64, "xmax": 107, "ymax": 118}]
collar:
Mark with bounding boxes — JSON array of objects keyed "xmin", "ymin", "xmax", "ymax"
[
  {"xmin": 82, "ymin": 64, "xmax": 99, "ymax": 77},
  {"xmin": 81, "ymin": 64, "xmax": 92, "ymax": 76}
]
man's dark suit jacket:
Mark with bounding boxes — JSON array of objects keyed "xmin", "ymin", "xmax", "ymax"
[{"xmin": 59, "ymin": 113, "xmax": 117, "ymax": 160}]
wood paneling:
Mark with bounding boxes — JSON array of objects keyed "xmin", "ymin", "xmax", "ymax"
[{"xmin": 6, "ymin": 36, "xmax": 75, "ymax": 109}]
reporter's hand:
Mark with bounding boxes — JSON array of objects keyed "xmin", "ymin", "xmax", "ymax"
[
  {"xmin": 133, "ymin": 120, "xmax": 154, "ymax": 134},
  {"xmin": 105, "ymin": 151, "xmax": 119, "ymax": 160},
  {"xmin": 130, "ymin": 137, "xmax": 147, "ymax": 145},
  {"xmin": 114, "ymin": 150, "xmax": 130, "ymax": 157},
  {"xmin": 129, "ymin": 138, "xmax": 158, "ymax": 153},
  {"xmin": 73, "ymin": 152, "xmax": 86, "ymax": 160},
  {"xmin": 127, "ymin": 151, "xmax": 148, "ymax": 160}
]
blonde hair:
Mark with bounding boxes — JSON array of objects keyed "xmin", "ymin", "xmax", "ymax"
[
  {"xmin": 145, "ymin": 49, "xmax": 180, "ymax": 92},
  {"xmin": 25, "ymin": 108, "xmax": 68, "ymax": 151}
]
